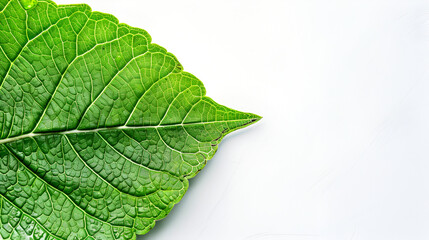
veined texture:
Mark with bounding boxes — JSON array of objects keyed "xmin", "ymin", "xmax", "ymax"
[{"xmin": 0, "ymin": 0, "xmax": 260, "ymax": 239}]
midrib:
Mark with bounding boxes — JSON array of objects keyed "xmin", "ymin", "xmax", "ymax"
[{"xmin": 0, "ymin": 118, "xmax": 256, "ymax": 145}]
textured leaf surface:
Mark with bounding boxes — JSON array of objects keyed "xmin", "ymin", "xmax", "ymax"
[{"xmin": 0, "ymin": 0, "xmax": 260, "ymax": 239}]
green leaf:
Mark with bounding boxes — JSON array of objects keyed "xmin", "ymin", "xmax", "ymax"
[{"xmin": 0, "ymin": 0, "xmax": 260, "ymax": 239}]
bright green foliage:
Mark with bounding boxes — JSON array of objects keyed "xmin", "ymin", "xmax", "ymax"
[{"xmin": 0, "ymin": 0, "xmax": 260, "ymax": 239}]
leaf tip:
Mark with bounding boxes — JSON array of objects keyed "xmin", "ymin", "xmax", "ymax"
[
  {"xmin": 253, "ymin": 114, "xmax": 263, "ymax": 122},
  {"xmin": 247, "ymin": 113, "xmax": 262, "ymax": 125}
]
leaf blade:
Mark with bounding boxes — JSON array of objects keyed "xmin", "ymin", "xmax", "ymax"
[{"xmin": 0, "ymin": 0, "xmax": 261, "ymax": 239}]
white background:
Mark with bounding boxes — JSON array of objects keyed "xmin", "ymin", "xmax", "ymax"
[{"xmin": 56, "ymin": 0, "xmax": 429, "ymax": 239}]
